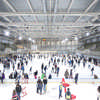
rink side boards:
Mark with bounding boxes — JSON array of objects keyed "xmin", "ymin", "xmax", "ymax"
[{"xmin": 2, "ymin": 78, "xmax": 100, "ymax": 84}]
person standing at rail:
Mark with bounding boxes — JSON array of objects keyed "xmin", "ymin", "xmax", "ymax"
[{"xmin": 59, "ymin": 82, "xmax": 63, "ymax": 99}]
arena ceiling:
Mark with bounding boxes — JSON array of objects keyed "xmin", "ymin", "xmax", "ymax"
[{"xmin": 0, "ymin": 0, "xmax": 100, "ymax": 41}]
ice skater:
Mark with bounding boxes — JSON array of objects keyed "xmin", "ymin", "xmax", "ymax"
[
  {"xmin": 12, "ymin": 90, "xmax": 18, "ymax": 100},
  {"xmin": 91, "ymin": 67, "xmax": 94, "ymax": 76},
  {"xmin": 15, "ymin": 82, "xmax": 22, "ymax": 100},
  {"xmin": 75, "ymin": 73, "xmax": 79, "ymax": 84},
  {"xmin": 97, "ymin": 86, "xmax": 100, "ymax": 100},
  {"xmin": 57, "ymin": 67, "xmax": 60, "ymax": 77},
  {"xmin": 43, "ymin": 76, "xmax": 48, "ymax": 93},
  {"xmin": 37, "ymin": 76, "xmax": 43, "ymax": 95},
  {"xmin": 59, "ymin": 82, "xmax": 63, "ymax": 99},
  {"xmin": 65, "ymin": 88, "xmax": 72, "ymax": 100}
]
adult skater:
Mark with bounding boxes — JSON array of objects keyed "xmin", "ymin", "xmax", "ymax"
[
  {"xmin": 21, "ymin": 65, "xmax": 24, "ymax": 74},
  {"xmin": 41, "ymin": 63, "xmax": 44, "ymax": 73},
  {"xmin": 57, "ymin": 66, "xmax": 60, "ymax": 77},
  {"xmin": 15, "ymin": 82, "xmax": 22, "ymax": 100},
  {"xmin": 59, "ymin": 82, "xmax": 63, "ymax": 99},
  {"xmin": 64, "ymin": 69, "xmax": 69, "ymax": 79},
  {"xmin": 17, "ymin": 62, "xmax": 20, "ymax": 69},
  {"xmin": 69, "ymin": 69, "xmax": 73, "ymax": 79},
  {"xmin": 75, "ymin": 73, "xmax": 79, "ymax": 84},
  {"xmin": 0, "ymin": 70, "xmax": 2, "ymax": 83},
  {"xmin": 14, "ymin": 70, "xmax": 18, "ymax": 79},
  {"xmin": 51, "ymin": 66, "xmax": 54, "ymax": 73},
  {"xmin": 44, "ymin": 65, "xmax": 47, "ymax": 73},
  {"xmin": 1, "ymin": 72, "xmax": 5, "ymax": 84},
  {"xmin": 91, "ymin": 67, "xmax": 94, "ymax": 76},
  {"xmin": 34, "ymin": 70, "xmax": 38, "ymax": 79},
  {"xmin": 37, "ymin": 77, "xmax": 43, "ymax": 95},
  {"xmin": 65, "ymin": 88, "xmax": 72, "ymax": 100},
  {"xmin": 29, "ymin": 66, "xmax": 32, "ymax": 72},
  {"xmin": 43, "ymin": 76, "xmax": 48, "ymax": 93},
  {"xmin": 48, "ymin": 73, "xmax": 52, "ymax": 79},
  {"xmin": 97, "ymin": 86, "xmax": 100, "ymax": 100}
]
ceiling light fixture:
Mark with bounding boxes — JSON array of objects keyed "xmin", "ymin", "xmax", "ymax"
[
  {"xmin": 28, "ymin": 37, "xmax": 32, "ymax": 41},
  {"xmin": 86, "ymin": 33, "xmax": 90, "ymax": 36},
  {"xmin": 18, "ymin": 36, "xmax": 22, "ymax": 40},
  {"xmin": 5, "ymin": 31, "xmax": 10, "ymax": 36},
  {"xmin": 75, "ymin": 37, "xmax": 78, "ymax": 40}
]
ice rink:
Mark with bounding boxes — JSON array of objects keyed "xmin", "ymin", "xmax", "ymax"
[
  {"xmin": 0, "ymin": 55, "xmax": 100, "ymax": 100},
  {"xmin": 0, "ymin": 82, "xmax": 99, "ymax": 100}
]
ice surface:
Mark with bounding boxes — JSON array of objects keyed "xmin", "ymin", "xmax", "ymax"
[
  {"xmin": 0, "ymin": 82, "xmax": 98, "ymax": 100},
  {"xmin": 0, "ymin": 55, "xmax": 100, "ymax": 100}
]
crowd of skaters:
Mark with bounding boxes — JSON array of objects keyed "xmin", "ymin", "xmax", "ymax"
[{"xmin": 0, "ymin": 53, "xmax": 100, "ymax": 100}]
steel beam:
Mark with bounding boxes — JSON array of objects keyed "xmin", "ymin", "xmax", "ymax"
[
  {"xmin": 27, "ymin": 0, "xmax": 38, "ymax": 23},
  {"xmin": 75, "ymin": 0, "xmax": 98, "ymax": 23},
  {"xmin": 0, "ymin": 12, "xmax": 100, "ymax": 17},
  {"xmin": 3, "ymin": 0, "xmax": 24, "ymax": 22}
]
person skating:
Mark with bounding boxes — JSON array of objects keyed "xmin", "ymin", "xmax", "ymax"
[
  {"xmin": 57, "ymin": 67, "xmax": 60, "ymax": 77},
  {"xmin": 17, "ymin": 63, "xmax": 20, "ymax": 69},
  {"xmin": 65, "ymin": 88, "xmax": 72, "ymax": 100},
  {"xmin": 97, "ymin": 86, "xmax": 100, "ymax": 100},
  {"xmin": 29, "ymin": 66, "xmax": 32, "ymax": 72},
  {"xmin": 55, "ymin": 64, "xmax": 57, "ymax": 73},
  {"xmin": 59, "ymin": 82, "xmax": 63, "ymax": 99},
  {"xmin": 14, "ymin": 70, "xmax": 18, "ymax": 79},
  {"xmin": 37, "ymin": 77, "xmax": 43, "ymax": 95},
  {"xmin": 41, "ymin": 63, "xmax": 44, "ymax": 73},
  {"xmin": 43, "ymin": 76, "xmax": 48, "ymax": 93},
  {"xmin": 64, "ymin": 69, "xmax": 69, "ymax": 79},
  {"xmin": 51, "ymin": 66, "xmax": 54, "ymax": 73},
  {"xmin": 69, "ymin": 69, "xmax": 73, "ymax": 79},
  {"xmin": 21, "ymin": 65, "xmax": 24, "ymax": 74},
  {"xmin": 44, "ymin": 65, "xmax": 47, "ymax": 73},
  {"xmin": 34, "ymin": 70, "xmax": 38, "ymax": 79},
  {"xmin": 75, "ymin": 73, "xmax": 79, "ymax": 84},
  {"xmin": 41, "ymin": 73, "xmax": 45, "ymax": 79},
  {"xmin": 91, "ymin": 67, "xmax": 94, "ymax": 76},
  {"xmin": 1, "ymin": 72, "xmax": 5, "ymax": 84},
  {"xmin": 48, "ymin": 73, "xmax": 52, "ymax": 79},
  {"xmin": 12, "ymin": 90, "xmax": 18, "ymax": 100},
  {"xmin": 15, "ymin": 82, "xmax": 22, "ymax": 100},
  {"xmin": 0, "ymin": 70, "xmax": 2, "ymax": 83}
]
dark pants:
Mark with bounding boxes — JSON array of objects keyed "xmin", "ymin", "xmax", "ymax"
[
  {"xmin": 1, "ymin": 78, "xmax": 3, "ymax": 83},
  {"xmin": 75, "ymin": 79, "xmax": 78, "ymax": 84},
  {"xmin": 37, "ymin": 87, "xmax": 42, "ymax": 94},
  {"xmin": 17, "ymin": 92, "xmax": 21, "ymax": 100},
  {"xmin": 59, "ymin": 90, "xmax": 62, "ymax": 98},
  {"xmin": 97, "ymin": 97, "xmax": 99, "ymax": 100}
]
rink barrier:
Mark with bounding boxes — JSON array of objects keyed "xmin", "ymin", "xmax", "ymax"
[{"xmin": 2, "ymin": 78, "xmax": 100, "ymax": 84}]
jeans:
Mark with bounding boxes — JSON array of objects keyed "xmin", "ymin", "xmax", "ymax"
[
  {"xmin": 43, "ymin": 84, "xmax": 46, "ymax": 92},
  {"xmin": 37, "ymin": 87, "xmax": 42, "ymax": 94},
  {"xmin": 59, "ymin": 90, "xmax": 62, "ymax": 98},
  {"xmin": 17, "ymin": 92, "xmax": 21, "ymax": 100}
]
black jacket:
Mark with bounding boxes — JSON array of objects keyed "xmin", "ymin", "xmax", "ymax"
[
  {"xmin": 16, "ymin": 85, "xmax": 22, "ymax": 93},
  {"xmin": 43, "ymin": 79, "xmax": 47, "ymax": 84}
]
